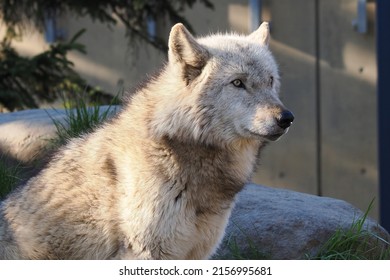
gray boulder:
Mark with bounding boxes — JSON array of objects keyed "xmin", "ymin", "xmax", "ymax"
[
  {"xmin": 0, "ymin": 108, "xmax": 64, "ymax": 163},
  {"xmin": 216, "ymin": 183, "xmax": 389, "ymax": 259},
  {"xmin": 0, "ymin": 106, "xmax": 117, "ymax": 163}
]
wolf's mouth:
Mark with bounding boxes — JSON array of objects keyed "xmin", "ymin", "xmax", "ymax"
[
  {"xmin": 263, "ymin": 132, "xmax": 285, "ymax": 141},
  {"xmin": 263, "ymin": 133, "xmax": 284, "ymax": 141},
  {"xmin": 245, "ymin": 129, "xmax": 286, "ymax": 141}
]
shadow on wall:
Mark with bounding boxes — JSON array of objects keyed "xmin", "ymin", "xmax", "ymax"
[{"xmin": 253, "ymin": 0, "xmax": 378, "ymax": 219}]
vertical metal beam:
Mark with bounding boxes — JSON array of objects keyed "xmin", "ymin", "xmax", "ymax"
[
  {"xmin": 249, "ymin": 0, "xmax": 262, "ymax": 32},
  {"xmin": 352, "ymin": 0, "xmax": 368, "ymax": 33},
  {"xmin": 314, "ymin": 0, "xmax": 322, "ymax": 196},
  {"xmin": 147, "ymin": 16, "xmax": 156, "ymax": 41},
  {"xmin": 44, "ymin": 11, "xmax": 57, "ymax": 43},
  {"xmin": 376, "ymin": 0, "xmax": 390, "ymax": 231}
]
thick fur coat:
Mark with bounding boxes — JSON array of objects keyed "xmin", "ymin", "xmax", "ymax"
[{"xmin": 0, "ymin": 22, "xmax": 293, "ymax": 259}]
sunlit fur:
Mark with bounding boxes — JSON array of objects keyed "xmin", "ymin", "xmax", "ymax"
[{"xmin": 0, "ymin": 22, "xmax": 292, "ymax": 259}]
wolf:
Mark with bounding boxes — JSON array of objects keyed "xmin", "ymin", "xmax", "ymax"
[{"xmin": 0, "ymin": 22, "xmax": 293, "ymax": 259}]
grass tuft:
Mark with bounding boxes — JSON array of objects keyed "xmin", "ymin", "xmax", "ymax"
[
  {"xmin": 48, "ymin": 92, "xmax": 120, "ymax": 147},
  {"xmin": 310, "ymin": 200, "xmax": 390, "ymax": 260},
  {"xmin": 0, "ymin": 156, "xmax": 21, "ymax": 199},
  {"xmin": 224, "ymin": 234, "xmax": 270, "ymax": 260},
  {"xmin": 215, "ymin": 221, "xmax": 270, "ymax": 260}
]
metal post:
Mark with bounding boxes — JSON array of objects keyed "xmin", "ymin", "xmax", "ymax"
[
  {"xmin": 147, "ymin": 16, "xmax": 156, "ymax": 41},
  {"xmin": 352, "ymin": 0, "xmax": 368, "ymax": 33},
  {"xmin": 376, "ymin": 0, "xmax": 390, "ymax": 231},
  {"xmin": 44, "ymin": 13, "xmax": 56, "ymax": 43},
  {"xmin": 249, "ymin": 0, "xmax": 262, "ymax": 32}
]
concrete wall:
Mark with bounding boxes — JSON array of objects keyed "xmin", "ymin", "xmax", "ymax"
[
  {"xmin": 0, "ymin": 0, "xmax": 379, "ymax": 218},
  {"xmin": 319, "ymin": 0, "xmax": 377, "ymax": 217},
  {"xmin": 252, "ymin": 0, "xmax": 378, "ymax": 217}
]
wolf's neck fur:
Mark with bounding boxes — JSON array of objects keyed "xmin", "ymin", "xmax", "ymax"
[
  {"xmin": 150, "ymin": 137, "xmax": 259, "ymax": 198},
  {"xmin": 120, "ymin": 85, "xmax": 263, "ymax": 204}
]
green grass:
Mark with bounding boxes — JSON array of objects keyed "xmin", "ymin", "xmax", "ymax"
[
  {"xmin": 48, "ymin": 92, "xmax": 120, "ymax": 147},
  {"xmin": 223, "ymin": 234, "xmax": 270, "ymax": 260},
  {"xmin": 214, "ymin": 221, "xmax": 270, "ymax": 260},
  {"xmin": 0, "ymin": 156, "xmax": 21, "ymax": 199},
  {"xmin": 309, "ymin": 200, "xmax": 390, "ymax": 260}
]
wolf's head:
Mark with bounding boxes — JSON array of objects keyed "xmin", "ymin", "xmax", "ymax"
[{"xmin": 150, "ymin": 22, "xmax": 294, "ymax": 145}]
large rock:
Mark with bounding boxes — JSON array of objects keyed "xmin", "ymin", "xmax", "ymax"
[
  {"xmin": 216, "ymin": 183, "xmax": 389, "ymax": 259},
  {"xmin": 0, "ymin": 108, "xmax": 64, "ymax": 163},
  {"xmin": 0, "ymin": 106, "xmax": 117, "ymax": 163}
]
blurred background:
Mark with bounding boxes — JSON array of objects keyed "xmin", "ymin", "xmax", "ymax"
[{"xmin": 0, "ymin": 1, "xmax": 382, "ymax": 221}]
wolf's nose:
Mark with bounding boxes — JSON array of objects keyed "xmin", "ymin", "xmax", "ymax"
[{"xmin": 277, "ymin": 110, "xmax": 294, "ymax": 129}]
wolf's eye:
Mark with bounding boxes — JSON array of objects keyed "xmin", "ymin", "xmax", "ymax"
[
  {"xmin": 268, "ymin": 76, "xmax": 274, "ymax": 87},
  {"xmin": 232, "ymin": 79, "xmax": 245, "ymax": 89}
]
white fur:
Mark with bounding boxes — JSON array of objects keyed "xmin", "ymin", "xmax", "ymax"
[{"xmin": 0, "ymin": 22, "xmax": 292, "ymax": 260}]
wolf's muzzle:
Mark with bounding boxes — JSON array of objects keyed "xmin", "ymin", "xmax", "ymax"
[{"xmin": 276, "ymin": 110, "xmax": 294, "ymax": 129}]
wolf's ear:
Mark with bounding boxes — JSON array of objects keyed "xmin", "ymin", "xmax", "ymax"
[
  {"xmin": 249, "ymin": 22, "xmax": 270, "ymax": 47},
  {"xmin": 168, "ymin": 23, "xmax": 209, "ymax": 83}
]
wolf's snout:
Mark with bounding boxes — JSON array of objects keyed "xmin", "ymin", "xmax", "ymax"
[{"xmin": 276, "ymin": 110, "xmax": 294, "ymax": 129}]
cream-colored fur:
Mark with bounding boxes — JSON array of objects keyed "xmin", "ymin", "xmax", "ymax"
[{"xmin": 0, "ymin": 22, "xmax": 293, "ymax": 259}]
